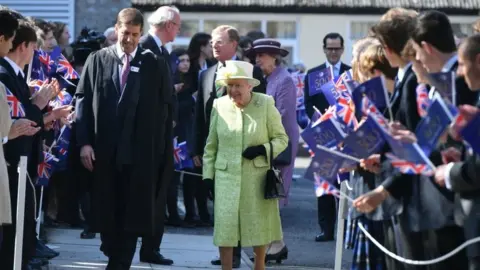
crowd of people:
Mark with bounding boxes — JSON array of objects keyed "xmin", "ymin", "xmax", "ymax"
[{"xmin": 1, "ymin": 2, "xmax": 480, "ymax": 270}]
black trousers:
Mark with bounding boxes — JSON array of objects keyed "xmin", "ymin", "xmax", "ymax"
[
  {"xmin": 389, "ymin": 222, "xmax": 467, "ymax": 270},
  {"xmin": 317, "ymin": 195, "xmax": 336, "ymax": 236},
  {"xmin": 166, "ymin": 171, "xmax": 181, "ymax": 220},
  {"xmin": 0, "ymin": 165, "xmax": 37, "ymax": 269},
  {"xmin": 182, "ymin": 167, "xmax": 210, "ymax": 221},
  {"xmin": 382, "ymin": 219, "xmax": 405, "ymax": 270},
  {"xmin": 101, "ymin": 165, "xmax": 138, "ymax": 270}
]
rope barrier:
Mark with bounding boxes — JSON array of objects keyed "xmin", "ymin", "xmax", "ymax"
[
  {"xmin": 357, "ymin": 222, "xmax": 480, "ymax": 265},
  {"xmin": 174, "ymin": 170, "xmax": 203, "ymax": 177},
  {"xmin": 337, "ymin": 191, "xmax": 480, "ymax": 266}
]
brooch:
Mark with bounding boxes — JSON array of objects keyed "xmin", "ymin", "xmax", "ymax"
[{"xmin": 253, "ymin": 99, "xmax": 262, "ymax": 107}]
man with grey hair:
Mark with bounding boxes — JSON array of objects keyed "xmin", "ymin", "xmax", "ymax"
[
  {"xmin": 137, "ymin": 5, "xmax": 180, "ymax": 266},
  {"xmin": 103, "ymin": 27, "xmax": 117, "ymax": 47}
]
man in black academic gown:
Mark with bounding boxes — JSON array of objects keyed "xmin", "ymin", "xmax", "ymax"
[{"xmin": 75, "ymin": 8, "xmax": 170, "ymax": 269}]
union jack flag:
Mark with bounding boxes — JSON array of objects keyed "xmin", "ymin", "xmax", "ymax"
[
  {"xmin": 314, "ymin": 173, "xmax": 340, "ymax": 198},
  {"xmin": 336, "ymin": 97, "xmax": 358, "ymax": 129},
  {"xmin": 385, "ymin": 153, "xmax": 434, "ymax": 176},
  {"xmin": 334, "ymin": 70, "xmax": 352, "ymax": 91},
  {"xmin": 56, "ymin": 54, "xmax": 79, "ymax": 80},
  {"xmin": 362, "ymin": 96, "xmax": 388, "ymax": 131},
  {"xmin": 319, "ymin": 106, "xmax": 336, "ymax": 122},
  {"xmin": 37, "ymin": 151, "xmax": 57, "ymax": 186},
  {"xmin": 50, "ymin": 90, "xmax": 73, "ymax": 108},
  {"xmin": 416, "ymin": 84, "xmax": 431, "ymax": 118},
  {"xmin": 37, "ymin": 49, "xmax": 54, "ymax": 73},
  {"xmin": 6, "ymin": 88, "xmax": 26, "ymax": 118},
  {"xmin": 173, "ymin": 137, "xmax": 194, "ymax": 170}
]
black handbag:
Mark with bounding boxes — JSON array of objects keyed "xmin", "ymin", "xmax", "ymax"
[
  {"xmin": 264, "ymin": 142, "xmax": 286, "ymax": 199},
  {"xmin": 273, "ymin": 141, "xmax": 292, "ymax": 166}
]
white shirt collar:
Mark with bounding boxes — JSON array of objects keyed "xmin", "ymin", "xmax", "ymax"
[
  {"xmin": 4, "ymin": 56, "xmax": 24, "ymax": 78},
  {"xmin": 326, "ymin": 61, "xmax": 341, "ymax": 71},
  {"xmin": 217, "ymin": 55, "xmax": 238, "ymax": 70},
  {"xmin": 442, "ymin": 54, "xmax": 458, "ymax": 72},
  {"xmin": 149, "ymin": 30, "xmax": 163, "ymax": 51},
  {"xmin": 397, "ymin": 62, "xmax": 412, "ymax": 83},
  {"xmin": 115, "ymin": 42, "xmax": 137, "ymax": 61}
]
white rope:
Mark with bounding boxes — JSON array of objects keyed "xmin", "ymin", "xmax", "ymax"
[
  {"xmin": 357, "ymin": 222, "xmax": 480, "ymax": 265},
  {"xmin": 335, "ymin": 190, "xmax": 480, "ymax": 265},
  {"xmin": 174, "ymin": 170, "xmax": 202, "ymax": 177}
]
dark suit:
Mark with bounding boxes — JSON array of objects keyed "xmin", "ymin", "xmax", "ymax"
[
  {"xmin": 302, "ymin": 61, "xmax": 350, "ymax": 238},
  {"xmin": 138, "ymin": 34, "xmax": 176, "ymax": 256},
  {"xmin": 0, "ymin": 57, "xmax": 44, "ymax": 269},
  {"xmin": 75, "ymin": 45, "xmax": 168, "ymax": 269},
  {"xmin": 303, "ymin": 62, "xmax": 351, "ymax": 118},
  {"xmin": 448, "ymin": 97, "xmax": 480, "ymax": 269},
  {"xmin": 382, "ymin": 63, "xmax": 471, "ymax": 270},
  {"xmin": 192, "ymin": 59, "xmax": 266, "ymax": 260}
]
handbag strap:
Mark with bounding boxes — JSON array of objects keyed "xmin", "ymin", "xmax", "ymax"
[{"xmin": 269, "ymin": 141, "xmax": 273, "ymax": 169}]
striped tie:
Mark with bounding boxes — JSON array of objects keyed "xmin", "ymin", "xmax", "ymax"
[{"xmin": 121, "ymin": 54, "xmax": 130, "ymax": 91}]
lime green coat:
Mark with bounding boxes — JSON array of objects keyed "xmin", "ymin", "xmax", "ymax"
[{"xmin": 203, "ymin": 92, "xmax": 288, "ymax": 247}]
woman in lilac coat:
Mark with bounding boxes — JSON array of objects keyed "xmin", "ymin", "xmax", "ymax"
[{"xmin": 246, "ymin": 38, "xmax": 299, "ymax": 263}]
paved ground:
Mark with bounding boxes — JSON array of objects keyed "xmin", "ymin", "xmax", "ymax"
[
  {"xmin": 42, "ymin": 156, "xmax": 353, "ymax": 269},
  {"xmin": 162, "ymin": 157, "xmax": 353, "ymax": 269}
]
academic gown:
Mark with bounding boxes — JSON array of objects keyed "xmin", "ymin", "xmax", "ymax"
[{"xmin": 75, "ymin": 45, "xmax": 170, "ymax": 236}]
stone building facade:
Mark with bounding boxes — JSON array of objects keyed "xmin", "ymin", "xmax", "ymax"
[{"xmin": 75, "ymin": 0, "xmax": 131, "ymax": 36}]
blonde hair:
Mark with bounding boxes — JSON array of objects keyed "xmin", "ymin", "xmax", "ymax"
[
  {"xmin": 351, "ymin": 37, "xmax": 380, "ymax": 82},
  {"xmin": 212, "ymin": 25, "xmax": 240, "ymax": 44},
  {"xmin": 473, "ymin": 18, "xmax": 480, "ymax": 34},
  {"xmin": 359, "ymin": 43, "xmax": 397, "ymax": 80},
  {"xmin": 381, "ymin": 7, "xmax": 418, "ymax": 21}
]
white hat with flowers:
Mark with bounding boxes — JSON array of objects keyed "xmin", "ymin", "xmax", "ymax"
[{"xmin": 215, "ymin": 60, "xmax": 260, "ymax": 87}]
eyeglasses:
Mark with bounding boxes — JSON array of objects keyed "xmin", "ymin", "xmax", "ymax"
[{"xmin": 325, "ymin": 47, "xmax": 343, "ymax": 52}]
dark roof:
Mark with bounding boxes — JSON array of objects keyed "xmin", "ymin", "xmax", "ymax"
[{"xmin": 132, "ymin": 0, "xmax": 480, "ymax": 15}]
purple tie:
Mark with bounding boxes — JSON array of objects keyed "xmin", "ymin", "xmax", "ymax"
[{"xmin": 121, "ymin": 54, "xmax": 130, "ymax": 91}]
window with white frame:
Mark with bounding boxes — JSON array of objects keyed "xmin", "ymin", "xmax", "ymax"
[
  {"xmin": 144, "ymin": 14, "xmax": 298, "ymax": 66},
  {"xmin": 451, "ymin": 23, "xmax": 475, "ymax": 36}
]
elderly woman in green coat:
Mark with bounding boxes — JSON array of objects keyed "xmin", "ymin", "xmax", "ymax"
[{"xmin": 203, "ymin": 60, "xmax": 288, "ymax": 270}]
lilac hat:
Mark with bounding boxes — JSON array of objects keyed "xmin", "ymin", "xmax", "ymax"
[{"xmin": 246, "ymin": 38, "xmax": 289, "ymax": 57}]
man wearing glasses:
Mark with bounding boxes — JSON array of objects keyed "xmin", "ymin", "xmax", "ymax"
[{"xmin": 303, "ymin": 32, "xmax": 351, "ymax": 242}]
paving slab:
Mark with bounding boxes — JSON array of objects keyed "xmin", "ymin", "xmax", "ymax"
[{"xmin": 45, "ymin": 228, "xmax": 250, "ymax": 269}]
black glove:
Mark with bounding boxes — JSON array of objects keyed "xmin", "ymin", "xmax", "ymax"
[
  {"xmin": 204, "ymin": 178, "xmax": 214, "ymax": 201},
  {"xmin": 242, "ymin": 145, "xmax": 266, "ymax": 160}
]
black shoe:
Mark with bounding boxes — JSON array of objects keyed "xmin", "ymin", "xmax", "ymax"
[
  {"xmin": 166, "ymin": 218, "xmax": 185, "ymax": 227},
  {"xmin": 183, "ymin": 218, "xmax": 197, "ymax": 228},
  {"xmin": 196, "ymin": 219, "xmax": 213, "ymax": 227},
  {"xmin": 34, "ymin": 240, "xmax": 59, "ymax": 259},
  {"xmin": 315, "ymin": 232, "xmax": 334, "ymax": 242},
  {"xmin": 210, "ymin": 256, "xmax": 241, "ymax": 268},
  {"xmin": 80, "ymin": 229, "xmax": 96, "ymax": 239},
  {"xmin": 100, "ymin": 243, "xmax": 110, "ymax": 257},
  {"xmin": 29, "ymin": 258, "xmax": 48, "ymax": 269},
  {"xmin": 265, "ymin": 246, "xmax": 288, "ymax": 263},
  {"xmin": 44, "ymin": 216, "xmax": 59, "ymax": 228},
  {"xmin": 139, "ymin": 251, "xmax": 174, "ymax": 265}
]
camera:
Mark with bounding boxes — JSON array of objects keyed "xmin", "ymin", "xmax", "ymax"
[{"xmin": 71, "ymin": 27, "xmax": 105, "ymax": 66}]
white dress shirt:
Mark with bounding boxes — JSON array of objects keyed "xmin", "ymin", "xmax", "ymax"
[
  {"xmin": 149, "ymin": 30, "xmax": 164, "ymax": 53},
  {"xmin": 326, "ymin": 61, "xmax": 342, "ymax": 78},
  {"xmin": 428, "ymin": 54, "xmax": 458, "ymax": 99},
  {"xmin": 115, "ymin": 43, "xmax": 137, "ymax": 88},
  {"xmin": 3, "ymin": 57, "xmax": 24, "ymax": 144},
  {"xmin": 397, "ymin": 62, "xmax": 412, "ymax": 83},
  {"xmin": 4, "ymin": 56, "xmax": 24, "ymax": 79}
]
